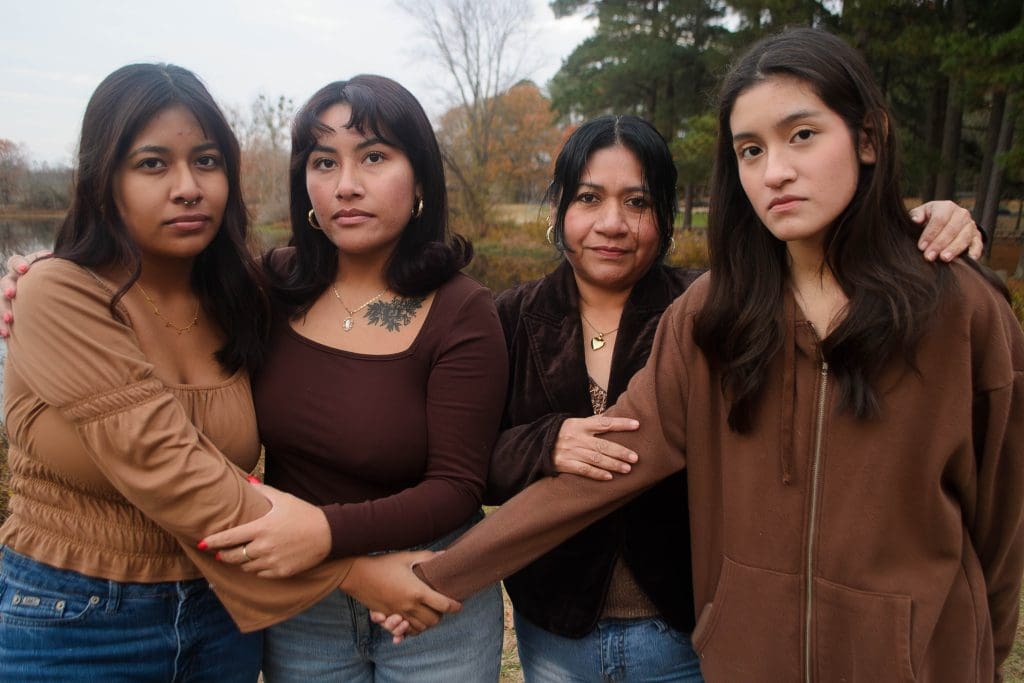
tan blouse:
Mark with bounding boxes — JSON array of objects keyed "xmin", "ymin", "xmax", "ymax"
[{"xmin": 0, "ymin": 259, "xmax": 350, "ymax": 632}]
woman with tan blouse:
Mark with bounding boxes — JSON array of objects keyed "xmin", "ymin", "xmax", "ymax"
[{"xmin": 0, "ymin": 64, "xmax": 452, "ymax": 682}]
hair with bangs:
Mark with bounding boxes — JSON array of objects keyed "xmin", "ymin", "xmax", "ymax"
[
  {"xmin": 546, "ymin": 115, "xmax": 677, "ymax": 262},
  {"xmin": 269, "ymin": 74, "xmax": 470, "ymax": 314},
  {"xmin": 53, "ymin": 62, "xmax": 268, "ymax": 373},
  {"xmin": 694, "ymin": 28, "xmax": 957, "ymax": 430}
]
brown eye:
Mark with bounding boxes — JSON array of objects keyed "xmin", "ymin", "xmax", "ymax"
[
  {"xmin": 135, "ymin": 157, "xmax": 166, "ymax": 171},
  {"xmin": 196, "ymin": 155, "xmax": 221, "ymax": 168},
  {"xmin": 739, "ymin": 145, "xmax": 762, "ymax": 161}
]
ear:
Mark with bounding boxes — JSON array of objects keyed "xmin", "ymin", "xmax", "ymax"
[
  {"xmin": 857, "ymin": 111, "xmax": 887, "ymax": 165},
  {"xmin": 857, "ymin": 129, "xmax": 877, "ymax": 165}
]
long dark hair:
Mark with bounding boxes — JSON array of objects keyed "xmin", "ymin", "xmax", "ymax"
[
  {"xmin": 694, "ymin": 28, "xmax": 952, "ymax": 431},
  {"xmin": 269, "ymin": 75, "xmax": 471, "ymax": 314},
  {"xmin": 547, "ymin": 115, "xmax": 677, "ymax": 262},
  {"xmin": 54, "ymin": 63, "xmax": 268, "ymax": 373}
]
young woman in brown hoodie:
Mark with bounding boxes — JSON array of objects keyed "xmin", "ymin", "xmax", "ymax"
[{"xmin": 379, "ymin": 28, "xmax": 1024, "ymax": 683}]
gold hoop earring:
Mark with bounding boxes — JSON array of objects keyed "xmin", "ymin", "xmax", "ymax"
[
  {"xmin": 307, "ymin": 209, "xmax": 322, "ymax": 230},
  {"xmin": 545, "ymin": 223, "xmax": 555, "ymax": 245},
  {"xmin": 411, "ymin": 197, "xmax": 424, "ymax": 219}
]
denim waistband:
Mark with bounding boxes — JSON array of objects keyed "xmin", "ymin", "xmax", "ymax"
[{"xmin": 0, "ymin": 545, "xmax": 208, "ymax": 601}]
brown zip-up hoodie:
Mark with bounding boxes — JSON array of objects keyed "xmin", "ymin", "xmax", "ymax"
[{"xmin": 418, "ymin": 262, "xmax": 1024, "ymax": 682}]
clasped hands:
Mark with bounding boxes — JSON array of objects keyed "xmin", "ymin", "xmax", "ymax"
[{"xmin": 195, "ymin": 479, "xmax": 461, "ymax": 641}]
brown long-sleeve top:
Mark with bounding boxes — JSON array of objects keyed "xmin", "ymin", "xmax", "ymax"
[
  {"xmin": 254, "ymin": 272, "xmax": 508, "ymax": 557},
  {"xmin": 0, "ymin": 259, "xmax": 352, "ymax": 632},
  {"xmin": 419, "ymin": 263, "xmax": 1024, "ymax": 682}
]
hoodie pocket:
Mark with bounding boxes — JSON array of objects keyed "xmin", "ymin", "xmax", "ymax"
[
  {"xmin": 691, "ymin": 555, "xmax": 802, "ymax": 682},
  {"xmin": 813, "ymin": 577, "xmax": 916, "ymax": 682}
]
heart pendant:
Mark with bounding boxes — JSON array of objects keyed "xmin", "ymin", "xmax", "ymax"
[{"xmin": 591, "ymin": 335, "xmax": 606, "ymax": 351}]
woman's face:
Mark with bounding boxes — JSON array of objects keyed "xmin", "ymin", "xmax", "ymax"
[
  {"xmin": 729, "ymin": 75, "xmax": 875, "ymax": 252},
  {"xmin": 561, "ymin": 144, "xmax": 661, "ymax": 295},
  {"xmin": 113, "ymin": 104, "xmax": 227, "ymax": 265},
  {"xmin": 305, "ymin": 103, "xmax": 419, "ymax": 263}
]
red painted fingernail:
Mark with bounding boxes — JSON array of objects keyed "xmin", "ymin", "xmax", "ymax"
[
  {"xmin": 0, "ymin": 330, "xmax": 9, "ymax": 339},
  {"xmin": 16, "ymin": 264, "xmax": 28, "ymax": 274},
  {"xmin": 246, "ymin": 475, "xmax": 260, "ymax": 484},
  {"xmin": 197, "ymin": 540, "xmax": 208, "ymax": 551},
  {"xmin": 214, "ymin": 552, "xmax": 222, "ymax": 562},
  {"xmin": 2, "ymin": 312, "xmax": 12, "ymax": 324},
  {"xmin": 4, "ymin": 288, "xmax": 15, "ymax": 299}
]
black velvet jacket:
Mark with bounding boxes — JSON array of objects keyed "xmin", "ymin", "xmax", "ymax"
[{"xmin": 486, "ymin": 260, "xmax": 703, "ymax": 637}]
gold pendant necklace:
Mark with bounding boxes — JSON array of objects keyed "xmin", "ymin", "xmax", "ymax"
[
  {"xmin": 332, "ymin": 285, "xmax": 388, "ymax": 331},
  {"xmin": 579, "ymin": 311, "xmax": 618, "ymax": 351},
  {"xmin": 135, "ymin": 282, "xmax": 200, "ymax": 335}
]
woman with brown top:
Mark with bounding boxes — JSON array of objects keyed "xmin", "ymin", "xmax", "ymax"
[
  {"xmin": 0, "ymin": 64, "xmax": 453, "ymax": 682},
  {"xmin": 476, "ymin": 114, "xmax": 978, "ymax": 683},
  {"xmin": 196, "ymin": 76, "xmax": 506, "ymax": 682},
  {"xmin": 383, "ymin": 29, "xmax": 1024, "ymax": 682}
]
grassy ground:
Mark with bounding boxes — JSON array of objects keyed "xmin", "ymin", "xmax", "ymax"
[
  {"xmin": 500, "ymin": 589, "xmax": 524, "ymax": 682},
  {"xmin": 1006, "ymin": 596, "xmax": 1024, "ymax": 681}
]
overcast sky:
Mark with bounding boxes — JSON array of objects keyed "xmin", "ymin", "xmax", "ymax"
[{"xmin": 1, "ymin": 0, "xmax": 594, "ymax": 165}]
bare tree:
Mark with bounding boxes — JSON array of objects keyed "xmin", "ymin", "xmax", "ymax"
[
  {"xmin": 397, "ymin": 0, "xmax": 537, "ymax": 232},
  {"xmin": 227, "ymin": 94, "xmax": 294, "ymax": 224},
  {"xmin": 0, "ymin": 139, "xmax": 28, "ymax": 207}
]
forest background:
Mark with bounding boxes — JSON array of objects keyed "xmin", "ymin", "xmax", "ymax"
[{"xmin": 2, "ymin": 1, "xmax": 1024, "ymax": 680}]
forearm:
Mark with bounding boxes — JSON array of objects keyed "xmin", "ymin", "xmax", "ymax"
[
  {"xmin": 485, "ymin": 413, "xmax": 568, "ymax": 504},
  {"xmin": 323, "ymin": 480, "xmax": 482, "ymax": 557}
]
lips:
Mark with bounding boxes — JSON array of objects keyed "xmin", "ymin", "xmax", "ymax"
[
  {"xmin": 332, "ymin": 208, "xmax": 373, "ymax": 219},
  {"xmin": 590, "ymin": 245, "xmax": 630, "ymax": 257},
  {"xmin": 767, "ymin": 195, "xmax": 804, "ymax": 211},
  {"xmin": 164, "ymin": 213, "xmax": 211, "ymax": 230},
  {"xmin": 331, "ymin": 208, "xmax": 374, "ymax": 226}
]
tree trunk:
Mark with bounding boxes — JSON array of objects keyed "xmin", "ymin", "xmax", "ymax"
[
  {"xmin": 683, "ymin": 182, "xmax": 694, "ymax": 231},
  {"xmin": 1016, "ymin": 203, "xmax": 1024, "ymax": 278},
  {"xmin": 920, "ymin": 80, "xmax": 947, "ymax": 201},
  {"xmin": 934, "ymin": 0, "xmax": 966, "ymax": 200},
  {"xmin": 974, "ymin": 90, "xmax": 1007, "ymax": 223},
  {"xmin": 934, "ymin": 78, "xmax": 963, "ymax": 200},
  {"xmin": 980, "ymin": 90, "xmax": 1016, "ymax": 252}
]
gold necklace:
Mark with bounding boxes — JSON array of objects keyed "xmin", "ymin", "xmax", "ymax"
[
  {"xmin": 579, "ymin": 311, "xmax": 619, "ymax": 351},
  {"xmin": 135, "ymin": 282, "xmax": 200, "ymax": 335},
  {"xmin": 332, "ymin": 285, "xmax": 388, "ymax": 331}
]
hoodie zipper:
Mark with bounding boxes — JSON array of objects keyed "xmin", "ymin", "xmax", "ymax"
[{"xmin": 804, "ymin": 360, "xmax": 829, "ymax": 683}]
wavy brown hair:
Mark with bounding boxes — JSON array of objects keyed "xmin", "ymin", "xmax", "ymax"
[
  {"xmin": 54, "ymin": 63, "xmax": 268, "ymax": 372},
  {"xmin": 694, "ymin": 28, "xmax": 957, "ymax": 431},
  {"xmin": 268, "ymin": 75, "xmax": 471, "ymax": 315}
]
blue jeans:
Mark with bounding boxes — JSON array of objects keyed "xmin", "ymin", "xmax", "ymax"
[
  {"xmin": 263, "ymin": 513, "xmax": 503, "ymax": 683},
  {"xmin": 0, "ymin": 546, "xmax": 262, "ymax": 682},
  {"xmin": 514, "ymin": 610, "xmax": 705, "ymax": 683}
]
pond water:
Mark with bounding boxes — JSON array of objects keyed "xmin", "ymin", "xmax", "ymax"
[{"xmin": 0, "ymin": 217, "xmax": 61, "ymax": 395}]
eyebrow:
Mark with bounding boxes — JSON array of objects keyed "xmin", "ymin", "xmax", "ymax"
[
  {"xmin": 126, "ymin": 142, "xmax": 219, "ymax": 158},
  {"xmin": 356, "ymin": 136, "xmax": 390, "ymax": 150},
  {"xmin": 578, "ymin": 181, "xmax": 649, "ymax": 194},
  {"xmin": 732, "ymin": 108, "xmax": 822, "ymax": 143},
  {"xmin": 311, "ymin": 136, "xmax": 393, "ymax": 155}
]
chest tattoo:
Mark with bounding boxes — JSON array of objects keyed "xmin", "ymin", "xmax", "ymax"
[{"xmin": 365, "ymin": 295, "xmax": 426, "ymax": 332}]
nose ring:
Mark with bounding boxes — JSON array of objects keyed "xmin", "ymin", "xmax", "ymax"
[{"xmin": 182, "ymin": 198, "xmax": 199, "ymax": 208}]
